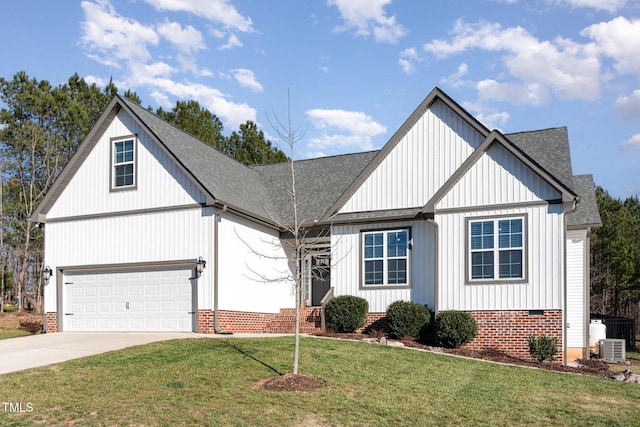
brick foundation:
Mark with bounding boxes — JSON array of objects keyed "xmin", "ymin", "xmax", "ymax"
[
  {"xmin": 200, "ymin": 308, "xmax": 563, "ymax": 362},
  {"xmin": 357, "ymin": 313, "xmax": 388, "ymax": 334},
  {"xmin": 217, "ymin": 310, "xmax": 277, "ymax": 333},
  {"xmin": 197, "ymin": 308, "xmax": 324, "ymax": 334},
  {"xmin": 462, "ymin": 310, "xmax": 563, "ymax": 362},
  {"xmin": 197, "ymin": 310, "xmax": 215, "ymax": 334},
  {"xmin": 45, "ymin": 312, "xmax": 57, "ymax": 333}
]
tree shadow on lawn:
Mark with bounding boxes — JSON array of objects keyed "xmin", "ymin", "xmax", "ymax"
[
  {"xmin": 222, "ymin": 340, "xmax": 326, "ymax": 392},
  {"xmin": 222, "ymin": 340, "xmax": 283, "ymax": 375}
]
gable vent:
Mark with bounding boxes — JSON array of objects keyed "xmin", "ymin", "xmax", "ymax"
[{"xmin": 599, "ymin": 339, "xmax": 625, "ymax": 362}]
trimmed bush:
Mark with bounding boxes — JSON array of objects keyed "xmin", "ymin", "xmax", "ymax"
[
  {"xmin": 385, "ymin": 301, "xmax": 431, "ymax": 339},
  {"xmin": 435, "ymin": 310, "xmax": 478, "ymax": 348},
  {"xmin": 528, "ymin": 335, "xmax": 559, "ymax": 363},
  {"xmin": 19, "ymin": 320, "xmax": 43, "ymax": 335},
  {"xmin": 325, "ymin": 295, "xmax": 368, "ymax": 333}
]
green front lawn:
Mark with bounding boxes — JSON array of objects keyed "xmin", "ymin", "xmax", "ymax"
[
  {"xmin": 0, "ymin": 330, "xmax": 30, "ymax": 340},
  {"xmin": 1, "ymin": 337, "xmax": 638, "ymax": 426}
]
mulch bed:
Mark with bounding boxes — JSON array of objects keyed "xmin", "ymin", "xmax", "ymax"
[
  {"xmin": 315, "ymin": 331, "xmax": 635, "ymax": 378},
  {"xmin": 255, "ymin": 374, "xmax": 326, "ymax": 392}
]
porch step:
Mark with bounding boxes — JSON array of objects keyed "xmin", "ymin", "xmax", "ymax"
[{"xmin": 264, "ymin": 307, "xmax": 322, "ymax": 333}]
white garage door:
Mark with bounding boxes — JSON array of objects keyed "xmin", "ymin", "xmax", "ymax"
[{"xmin": 63, "ymin": 267, "xmax": 194, "ymax": 332}]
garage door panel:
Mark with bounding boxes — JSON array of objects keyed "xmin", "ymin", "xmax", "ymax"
[
  {"xmin": 64, "ymin": 266, "xmax": 194, "ymax": 332},
  {"xmin": 130, "ymin": 284, "xmax": 143, "ymax": 296},
  {"xmin": 145, "ymin": 284, "xmax": 159, "ymax": 296}
]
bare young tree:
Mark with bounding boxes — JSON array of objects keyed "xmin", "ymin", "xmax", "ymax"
[{"xmin": 267, "ymin": 92, "xmax": 307, "ymax": 375}]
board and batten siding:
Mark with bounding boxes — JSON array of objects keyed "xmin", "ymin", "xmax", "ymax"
[
  {"xmin": 43, "ymin": 207, "xmax": 214, "ymax": 313},
  {"xmin": 436, "ymin": 204, "xmax": 564, "ymax": 311},
  {"xmin": 217, "ymin": 212, "xmax": 294, "ymax": 313},
  {"xmin": 339, "ymin": 100, "xmax": 484, "ymax": 214},
  {"xmin": 437, "ymin": 143, "xmax": 562, "ymax": 209},
  {"xmin": 46, "ymin": 110, "xmax": 206, "ymax": 220},
  {"xmin": 566, "ymin": 229, "xmax": 588, "ymax": 349},
  {"xmin": 331, "ymin": 220, "xmax": 436, "ymax": 313}
]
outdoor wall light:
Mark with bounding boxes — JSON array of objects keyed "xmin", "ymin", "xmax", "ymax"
[
  {"xmin": 195, "ymin": 257, "xmax": 207, "ymax": 277},
  {"xmin": 43, "ymin": 266, "xmax": 53, "ymax": 282}
]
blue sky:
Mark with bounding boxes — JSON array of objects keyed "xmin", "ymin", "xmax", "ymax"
[{"xmin": 2, "ymin": 0, "xmax": 639, "ymax": 199}]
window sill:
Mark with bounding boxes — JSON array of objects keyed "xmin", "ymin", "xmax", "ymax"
[
  {"xmin": 360, "ymin": 284, "xmax": 411, "ymax": 290},
  {"xmin": 466, "ymin": 279, "xmax": 528, "ymax": 285}
]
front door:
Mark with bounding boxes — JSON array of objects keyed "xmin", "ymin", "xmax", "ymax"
[{"xmin": 304, "ymin": 252, "xmax": 331, "ymax": 307}]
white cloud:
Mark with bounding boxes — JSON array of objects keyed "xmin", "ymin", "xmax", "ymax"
[
  {"xmin": 127, "ymin": 61, "xmax": 175, "ymax": 86},
  {"xmin": 615, "ymin": 90, "xmax": 640, "ymax": 119},
  {"xmin": 81, "ymin": 0, "xmax": 159, "ymax": 64},
  {"xmin": 440, "ymin": 63, "xmax": 470, "ymax": 88},
  {"xmin": 398, "ymin": 47, "xmax": 421, "ymax": 74},
  {"xmin": 424, "ymin": 20, "xmax": 602, "ymax": 104},
  {"xmin": 462, "ymin": 101, "xmax": 510, "ymax": 130},
  {"xmin": 150, "ymin": 79, "xmax": 257, "ymax": 129},
  {"xmin": 306, "ymin": 109, "xmax": 386, "ymax": 151},
  {"xmin": 328, "ymin": 0, "xmax": 406, "ymax": 44},
  {"xmin": 581, "ymin": 17, "xmax": 640, "ymax": 75},
  {"xmin": 555, "ymin": 0, "xmax": 627, "ymax": 13},
  {"xmin": 619, "ymin": 134, "xmax": 640, "ymax": 150},
  {"xmin": 219, "ymin": 33, "xmax": 243, "ymax": 50},
  {"xmin": 84, "ymin": 75, "xmax": 109, "ymax": 88},
  {"xmin": 232, "ymin": 69, "xmax": 263, "ymax": 92},
  {"xmin": 157, "ymin": 21, "xmax": 205, "ymax": 55},
  {"xmin": 141, "ymin": 0, "xmax": 253, "ymax": 32}
]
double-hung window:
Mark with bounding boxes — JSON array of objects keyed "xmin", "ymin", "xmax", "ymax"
[
  {"xmin": 362, "ymin": 228, "xmax": 410, "ymax": 287},
  {"xmin": 112, "ymin": 137, "xmax": 136, "ymax": 189},
  {"xmin": 469, "ymin": 217, "xmax": 525, "ymax": 282}
]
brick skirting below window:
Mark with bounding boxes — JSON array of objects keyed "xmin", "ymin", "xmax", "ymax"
[
  {"xmin": 462, "ymin": 310, "xmax": 563, "ymax": 362},
  {"xmin": 45, "ymin": 312, "xmax": 57, "ymax": 333}
]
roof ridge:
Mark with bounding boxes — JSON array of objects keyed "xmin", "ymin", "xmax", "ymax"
[{"xmin": 505, "ymin": 126, "xmax": 567, "ymax": 136}]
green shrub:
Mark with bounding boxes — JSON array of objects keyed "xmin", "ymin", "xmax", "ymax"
[
  {"xmin": 528, "ymin": 335, "xmax": 559, "ymax": 363},
  {"xmin": 325, "ymin": 295, "xmax": 368, "ymax": 333},
  {"xmin": 19, "ymin": 320, "xmax": 43, "ymax": 335},
  {"xmin": 435, "ymin": 310, "xmax": 478, "ymax": 348},
  {"xmin": 385, "ymin": 301, "xmax": 431, "ymax": 339}
]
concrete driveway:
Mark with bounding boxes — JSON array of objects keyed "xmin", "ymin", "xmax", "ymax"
[
  {"xmin": 0, "ymin": 332, "xmax": 292, "ymax": 375},
  {"xmin": 0, "ymin": 332, "xmax": 204, "ymax": 375}
]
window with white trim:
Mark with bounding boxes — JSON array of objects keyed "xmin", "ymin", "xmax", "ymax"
[
  {"xmin": 469, "ymin": 217, "xmax": 525, "ymax": 281},
  {"xmin": 362, "ymin": 228, "xmax": 410, "ymax": 286},
  {"xmin": 112, "ymin": 137, "xmax": 136, "ymax": 189}
]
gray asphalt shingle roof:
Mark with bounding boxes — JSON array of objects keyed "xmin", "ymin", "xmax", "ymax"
[
  {"xmin": 252, "ymin": 151, "xmax": 378, "ymax": 226},
  {"xmin": 505, "ymin": 127, "xmax": 600, "ymax": 227},
  {"xmin": 123, "ymin": 97, "xmax": 600, "ymax": 229},
  {"xmin": 506, "ymin": 127, "xmax": 574, "ymax": 192},
  {"xmin": 567, "ymin": 174, "xmax": 602, "ymax": 227},
  {"xmin": 120, "ymin": 96, "xmax": 276, "ymax": 219}
]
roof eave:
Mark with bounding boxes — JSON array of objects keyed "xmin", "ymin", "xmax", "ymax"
[{"xmin": 31, "ymin": 97, "xmax": 124, "ymax": 223}]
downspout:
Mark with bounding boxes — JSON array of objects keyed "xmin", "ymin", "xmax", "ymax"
[
  {"xmin": 424, "ymin": 215, "xmax": 439, "ymax": 316},
  {"xmin": 562, "ymin": 196, "xmax": 580, "ymax": 365},
  {"xmin": 585, "ymin": 227, "xmax": 592, "ymax": 360},
  {"xmin": 213, "ymin": 205, "xmax": 227, "ymax": 334},
  {"xmin": 563, "ymin": 214, "xmax": 568, "ymax": 365}
]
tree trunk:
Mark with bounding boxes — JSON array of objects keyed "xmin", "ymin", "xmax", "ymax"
[
  {"xmin": 292, "ymin": 276, "xmax": 300, "ymax": 375},
  {"xmin": 16, "ymin": 220, "xmax": 34, "ymax": 312}
]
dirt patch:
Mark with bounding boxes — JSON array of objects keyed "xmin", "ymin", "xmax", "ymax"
[
  {"xmin": 0, "ymin": 311, "xmax": 41, "ymax": 330},
  {"xmin": 255, "ymin": 374, "xmax": 326, "ymax": 392}
]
